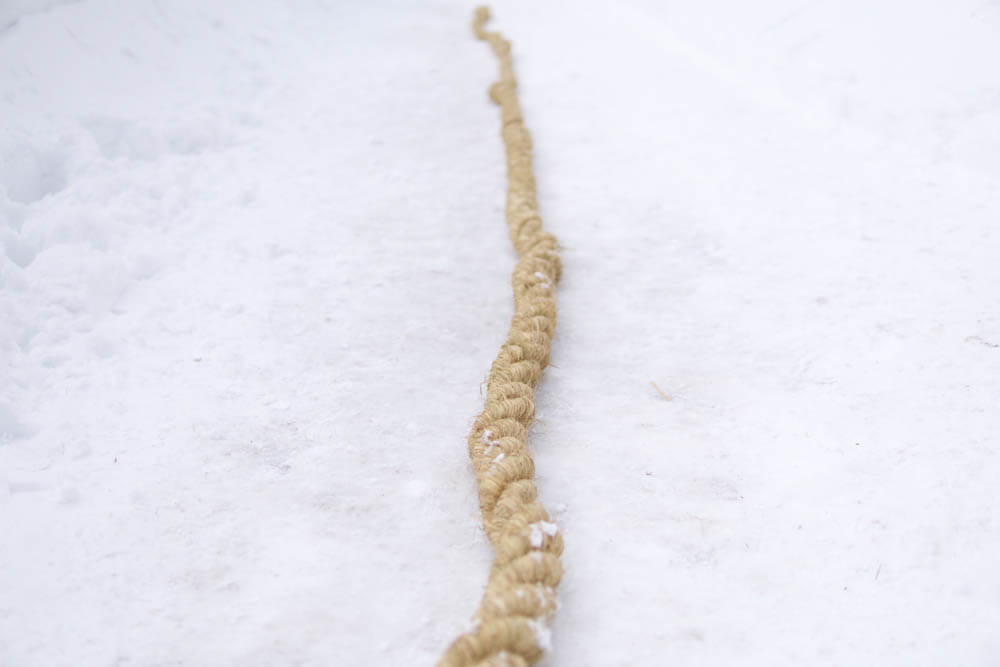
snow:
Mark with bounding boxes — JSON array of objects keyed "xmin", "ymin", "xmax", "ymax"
[
  {"xmin": 533, "ymin": 271, "xmax": 552, "ymax": 289},
  {"xmin": 1, "ymin": 1, "xmax": 999, "ymax": 665},
  {"xmin": 529, "ymin": 520, "xmax": 558, "ymax": 549},
  {"xmin": 530, "ymin": 617, "xmax": 553, "ymax": 652},
  {"xmin": 529, "ymin": 522, "xmax": 543, "ymax": 549}
]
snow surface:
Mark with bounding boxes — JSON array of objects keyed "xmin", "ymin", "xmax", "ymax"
[{"xmin": 2, "ymin": 1, "xmax": 999, "ymax": 665}]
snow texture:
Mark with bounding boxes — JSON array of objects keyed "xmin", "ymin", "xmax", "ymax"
[{"xmin": 1, "ymin": 1, "xmax": 999, "ymax": 665}]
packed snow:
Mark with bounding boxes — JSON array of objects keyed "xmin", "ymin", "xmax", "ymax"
[{"xmin": 2, "ymin": 1, "xmax": 999, "ymax": 665}]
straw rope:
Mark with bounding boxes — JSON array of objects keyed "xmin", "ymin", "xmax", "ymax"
[{"xmin": 437, "ymin": 7, "xmax": 564, "ymax": 667}]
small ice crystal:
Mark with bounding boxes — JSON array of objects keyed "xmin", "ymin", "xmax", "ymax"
[
  {"xmin": 482, "ymin": 428, "xmax": 499, "ymax": 453},
  {"xmin": 533, "ymin": 271, "xmax": 551, "ymax": 289},
  {"xmin": 529, "ymin": 618, "xmax": 553, "ymax": 651},
  {"xmin": 529, "ymin": 520, "xmax": 559, "ymax": 548},
  {"xmin": 493, "ymin": 652, "xmax": 517, "ymax": 667}
]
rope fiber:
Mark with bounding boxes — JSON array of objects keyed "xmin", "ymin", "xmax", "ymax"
[{"xmin": 437, "ymin": 8, "xmax": 564, "ymax": 667}]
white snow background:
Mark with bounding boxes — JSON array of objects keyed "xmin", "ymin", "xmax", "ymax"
[{"xmin": 2, "ymin": 0, "xmax": 999, "ymax": 665}]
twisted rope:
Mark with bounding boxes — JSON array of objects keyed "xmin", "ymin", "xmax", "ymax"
[{"xmin": 438, "ymin": 8, "xmax": 564, "ymax": 667}]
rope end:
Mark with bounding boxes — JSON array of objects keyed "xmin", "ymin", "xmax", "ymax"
[{"xmin": 473, "ymin": 6, "xmax": 491, "ymax": 39}]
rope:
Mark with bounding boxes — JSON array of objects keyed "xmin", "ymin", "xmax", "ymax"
[{"xmin": 437, "ymin": 7, "xmax": 564, "ymax": 667}]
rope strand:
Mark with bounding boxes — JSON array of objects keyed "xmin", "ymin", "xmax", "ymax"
[{"xmin": 438, "ymin": 8, "xmax": 564, "ymax": 667}]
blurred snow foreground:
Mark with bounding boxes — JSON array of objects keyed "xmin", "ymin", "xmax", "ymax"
[{"xmin": 1, "ymin": 1, "xmax": 999, "ymax": 665}]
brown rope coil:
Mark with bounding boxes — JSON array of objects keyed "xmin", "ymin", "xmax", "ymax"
[{"xmin": 437, "ymin": 8, "xmax": 564, "ymax": 667}]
